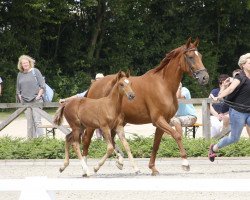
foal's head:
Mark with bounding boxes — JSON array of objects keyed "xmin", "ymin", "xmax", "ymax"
[{"xmin": 116, "ymin": 71, "xmax": 135, "ymax": 101}]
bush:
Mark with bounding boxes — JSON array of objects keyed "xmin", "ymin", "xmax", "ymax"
[{"xmin": 0, "ymin": 136, "xmax": 250, "ymax": 159}]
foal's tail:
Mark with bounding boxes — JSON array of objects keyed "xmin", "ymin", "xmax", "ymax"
[{"xmin": 53, "ymin": 104, "xmax": 66, "ymax": 126}]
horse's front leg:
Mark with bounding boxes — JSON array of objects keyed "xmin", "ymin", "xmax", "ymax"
[
  {"xmin": 155, "ymin": 116, "xmax": 190, "ymax": 173},
  {"xmin": 93, "ymin": 128, "xmax": 114, "ymax": 173},
  {"xmin": 111, "ymin": 129, "xmax": 124, "ymax": 170},
  {"xmin": 116, "ymin": 125, "xmax": 140, "ymax": 174},
  {"xmin": 59, "ymin": 133, "xmax": 71, "ymax": 173}
]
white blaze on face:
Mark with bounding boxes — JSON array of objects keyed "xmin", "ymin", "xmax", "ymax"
[
  {"xmin": 124, "ymin": 79, "xmax": 129, "ymax": 84},
  {"xmin": 195, "ymin": 51, "xmax": 199, "ymax": 56}
]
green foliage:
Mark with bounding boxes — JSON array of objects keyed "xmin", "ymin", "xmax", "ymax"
[
  {"xmin": 1, "ymin": 136, "xmax": 250, "ymax": 159},
  {"xmin": 0, "ymin": 0, "xmax": 250, "ymax": 102}
]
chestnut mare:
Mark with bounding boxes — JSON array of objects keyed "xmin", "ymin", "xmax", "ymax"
[
  {"xmin": 83, "ymin": 38, "xmax": 209, "ymax": 175},
  {"xmin": 53, "ymin": 71, "xmax": 136, "ymax": 176}
]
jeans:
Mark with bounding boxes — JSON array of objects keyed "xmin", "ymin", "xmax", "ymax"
[{"xmin": 218, "ymin": 108, "xmax": 250, "ymax": 149}]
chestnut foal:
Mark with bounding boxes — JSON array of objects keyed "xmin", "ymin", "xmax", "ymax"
[{"xmin": 53, "ymin": 71, "xmax": 138, "ymax": 176}]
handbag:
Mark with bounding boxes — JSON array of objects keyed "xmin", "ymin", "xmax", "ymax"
[{"xmin": 31, "ymin": 68, "xmax": 54, "ymax": 102}]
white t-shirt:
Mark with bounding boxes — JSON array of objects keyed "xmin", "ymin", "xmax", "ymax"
[{"xmin": 0, "ymin": 77, "xmax": 2, "ymax": 84}]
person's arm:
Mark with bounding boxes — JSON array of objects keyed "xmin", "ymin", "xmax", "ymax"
[
  {"xmin": 176, "ymin": 83, "xmax": 185, "ymax": 99},
  {"xmin": 0, "ymin": 83, "xmax": 2, "ymax": 96},
  {"xmin": 215, "ymin": 79, "xmax": 240, "ymax": 101}
]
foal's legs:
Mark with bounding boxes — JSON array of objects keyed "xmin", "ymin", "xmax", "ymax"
[
  {"xmin": 154, "ymin": 116, "xmax": 190, "ymax": 174},
  {"xmin": 82, "ymin": 127, "xmax": 95, "ymax": 162},
  {"xmin": 94, "ymin": 127, "xmax": 114, "ymax": 173},
  {"xmin": 59, "ymin": 133, "xmax": 71, "ymax": 173},
  {"xmin": 116, "ymin": 125, "xmax": 140, "ymax": 174},
  {"xmin": 71, "ymin": 128, "xmax": 90, "ymax": 176},
  {"xmin": 111, "ymin": 130, "xmax": 124, "ymax": 170}
]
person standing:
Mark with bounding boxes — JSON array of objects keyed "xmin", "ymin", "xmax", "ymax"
[
  {"xmin": 208, "ymin": 53, "xmax": 250, "ymax": 162},
  {"xmin": 16, "ymin": 55, "xmax": 45, "ymax": 138},
  {"xmin": 209, "ymin": 74, "xmax": 230, "ymax": 139},
  {"xmin": 0, "ymin": 77, "xmax": 3, "ymax": 97},
  {"xmin": 170, "ymin": 82, "xmax": 197, "ymax": 137}
]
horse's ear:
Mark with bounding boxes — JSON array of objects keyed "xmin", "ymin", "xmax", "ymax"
[
  {"xmin": 186, "ymin": 37, "xmax": 192, "ymax": 48},
  {"xmin": 126, "ymin": 69, "xmax": 130, "ymax": 78},
  {"xmin": 193, "ymin": 37, "xmax": 199, "ymax": 47},
  {"xmin": 117, "ymin": 70, "xmax": 122, "ymax": 80}
]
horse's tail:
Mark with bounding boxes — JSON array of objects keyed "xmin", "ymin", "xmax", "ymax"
[{"xmin": 53, "ymin": 104, "xmax": 66, "ymax": 126}]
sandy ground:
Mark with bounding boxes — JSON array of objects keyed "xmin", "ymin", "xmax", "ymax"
[
  {"xmin": 1, "ymin": 158, "xmax": 250, "ymax": 200},
  {"xmin": 0, "ymin": 106, "xmax": 249, "ymax": 139}
]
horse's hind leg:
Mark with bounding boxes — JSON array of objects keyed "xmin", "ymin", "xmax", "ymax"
[
  {"xmin": 93, "ymin": 128, "xmax": 114, "ymax": 173},
  {"xmin": 72, "ymin": 129, "xmax": 90, "ymax": 177},
  {"xmin": 149, "ymin": 127, "xmax": 164, "ymax": 176},
  {"xmin": 59, "ymin": 133, "xmax": 71, "ymax": 173},
  {"xmin": 82, "ymin": 127, "xmax": 95, "ymax": 162},
  {"xmin": 115, "ymin": 125, "xmax": 140, "ymax": 174}
]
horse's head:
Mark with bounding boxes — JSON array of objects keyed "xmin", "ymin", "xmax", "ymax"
[
  {"xmin": 116, "ymin": 70, "xmax": 135, "ymax": 101},
  {"xmin": 181, "ymin": 37, "xmax": 209, "ymax": 85}
]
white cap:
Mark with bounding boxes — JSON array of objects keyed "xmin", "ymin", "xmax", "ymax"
[{"xmin": 95, "ymin": 73, "xmax": 104, "ymax": 80}]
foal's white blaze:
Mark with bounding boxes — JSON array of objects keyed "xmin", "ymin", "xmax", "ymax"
[
  {"xmin": 195, "ymin": 51, "xmax": 199, "ymax": 56},
  {"xmin": 124, "ymin": 79, "xmax": 129, "ymax": 84},
  {"xmin": 182, "ymin": 158, "xmax": 189, "ymax": 166}
]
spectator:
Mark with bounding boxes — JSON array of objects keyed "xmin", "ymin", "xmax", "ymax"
[
  {"xmin": 170, "ymin": 82, "xmax": 197, "ymax": 136},
  {"xmin": 16, "ymin": 55, "xmax": 45, "ymax": 138},
  {"xmin": 0, "ymin": 77, "xmax": 3, "ymax": 96},
  {"xmin": 209, "ymin": 74, "xmax": 230, "ymax": 139},
  {"xmin": 208, "ymin": 53, "xmax": 250, "ymax": 162}
]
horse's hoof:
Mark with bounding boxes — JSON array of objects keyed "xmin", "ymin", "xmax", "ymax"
[
  {"xmin": 151, "ymin": 171, "xmax": 160, "ymax": 176},
  {"xmin": 182, "ymin": 165, "xmax": 190, "ymax": 171},
  {"xmin": 135, "ymin": 169, "xmax": 141, "ymax": 175},
  {"xmin": 82, "ymin": 173, "xmax": 90, "ymax": 177},
  {"xmin": 59, "ymin": 168, "xmax": 64, "ymax": 173},
  {"xmin": 93, "ymin": 166, "xmax": 99, "ymax": 173},
  {"xmin": 115, "ymin": 161, "xmax": 123, "ymax": 170}
]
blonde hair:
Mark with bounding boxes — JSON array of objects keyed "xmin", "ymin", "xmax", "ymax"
[
  {"xmin": 238, "ymin": 53, "xmax": 250, "ymax": 69},
  {"xmin": 17, "ymin": 55, "xmax": 35, "ymax": 72}
]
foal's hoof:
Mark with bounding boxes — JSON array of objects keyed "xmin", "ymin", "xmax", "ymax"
[
  {"xmin": 182, "ymin": 165, "xmax": 190, "ymax": 171},
  {"xmin": 151, "ymin": 170, "xmax": 160, "ymax": 176},
  {"xmin": 115, "ymin": 160, "xmax": 124, "ymax": 170},
  {"xmin": 93, "ymin": 166, "xmax": 99, "ymax": 173},
  {"xmin": 59, "ymin": 168, "xmax": 64, "ymax": 173},
  {"xmin": 135, "ymin": 169, "xmax": 141, "ymax": 175}
]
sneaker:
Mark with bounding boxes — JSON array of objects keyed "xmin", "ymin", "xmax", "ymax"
[{"xmin": 208, "ymin": 144, "xmax": 216, "ymax": 162}]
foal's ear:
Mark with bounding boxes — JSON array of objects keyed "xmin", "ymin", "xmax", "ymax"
[
  {"xmin": 117, "ymin": 70, "xmax": 123, "ymax": 80},
  {"xmin": 186, "ymin": 37, "xmax": 192, "ymax": 48},
  {"xmin": 193, "ymin": 37, "xmax": 199, "ymax": 47},
  {"xmin": 126, "ymin": 69, "xmax": 130, "ymax": 78}
]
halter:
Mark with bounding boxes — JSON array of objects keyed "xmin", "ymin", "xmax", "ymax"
[{"xmin": 184, "ymin": 47, "xmax": 207, "ymax": 79}]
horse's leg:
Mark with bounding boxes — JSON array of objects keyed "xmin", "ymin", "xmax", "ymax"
[
  {"xmin": 155, "ymin": 116, "xmax": 190, "ymax": 172},
  {"xmin": 82, "ymin": 127, "xmax": 95, "ymax": 163},
  {"xmin": 71, "ymin": 129, "xmax": 90, "ymax": 177},
  {"xmin": 111, "ymin": 129, "xmax": 124, "ymax": 170},
  {"xmin": 59, "ymin": 133, "xmax": 71, "ymax": 173},
  {"xmin": 116, "ymin": 125, "xmax": 140, "ymax": 174},
  {"xmin": 93, "ymin": 128, "xmax": 114, "ymax": 173},
  {"xmin": 149, "ymin": 127, "xmax": 164, "ymax": 176}
]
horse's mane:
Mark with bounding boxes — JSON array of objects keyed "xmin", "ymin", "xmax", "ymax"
[{"xmin": 153, "ymin": 46, "xmax": 184, "ymax": 74}]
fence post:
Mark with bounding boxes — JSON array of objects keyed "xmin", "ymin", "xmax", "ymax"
[
  {"xmin": 26, "ymin": 107, "xmax": 33, "ymax": 138},
  {"xmin": 202, "ymin": 98, "xmax": 211, "ymax": 139}
]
